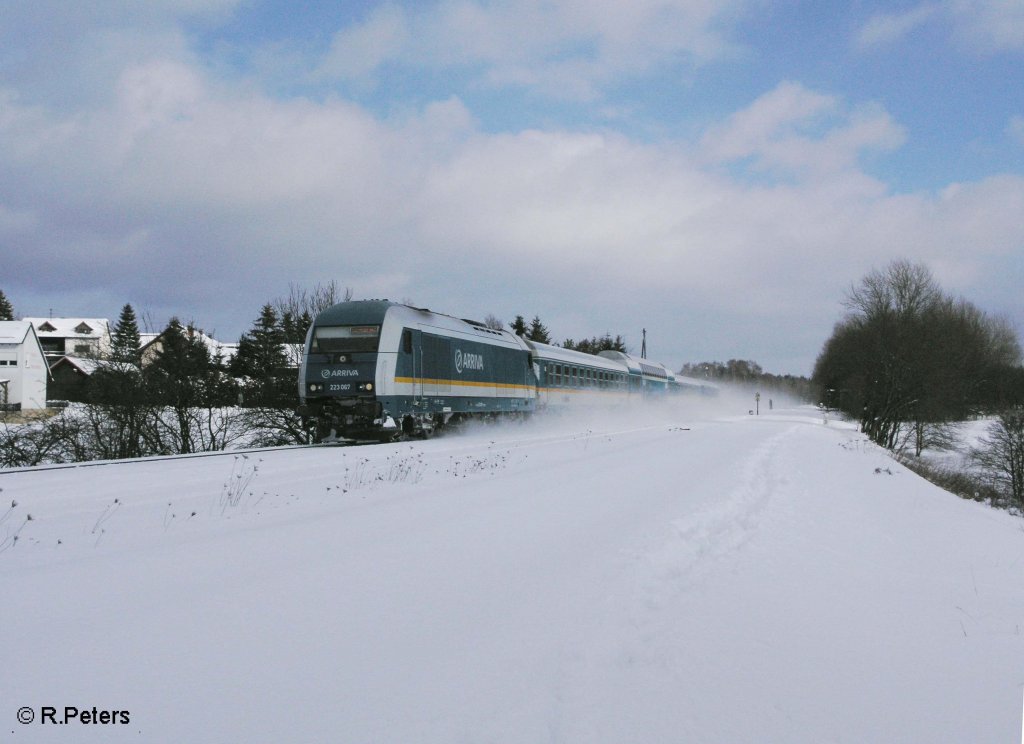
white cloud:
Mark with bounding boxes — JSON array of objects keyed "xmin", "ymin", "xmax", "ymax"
[
  {"xmin": 856, "ymin": 1, "xmax": 1024, "ymax": 53},
  {"xmin": 699, "ymin": 82, "xmax": 905, "ymax": 178},
  {"xmin": 699, "ymin": 82, "xmax": 838, "ymax": 160},
  {"xmin": 310, "ymin": 0, "xmax": 749, "ymax": 99},
  {"xmin": 947, "ymin": 0, "xmax": 1024, "ymax": 51},
  {"xmin": 855, "ymin": 4, "xmax": 938, "ymax": 48},
  {"xmin": 314, "ymin": 5, "xmax": 410, "ymax": 82},
  {"xmin": 0, "ymin": 3, "xmax": 235, "ymax": 111},
  {"xmin": 1, "ymin": 52, "xmax": 1022, "ymax": 371}
]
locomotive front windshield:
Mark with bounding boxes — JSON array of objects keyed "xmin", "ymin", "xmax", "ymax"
[{"xmin": 311, "ymin": 325, "xmax": 381, "ymax": 353}]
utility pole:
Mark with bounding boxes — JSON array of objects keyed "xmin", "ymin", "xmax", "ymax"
[{"xmin": 641, "ymin": 328, "xmax": 647, "ymax": 359}]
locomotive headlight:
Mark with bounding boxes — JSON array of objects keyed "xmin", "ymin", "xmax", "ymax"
[
  {"xmin": 362, "ymin": 383, "xmax": 374, "ymax": 391},
  {"xmin": 308, "ymin": 382, "xmax": 323, "ymax": 393}
]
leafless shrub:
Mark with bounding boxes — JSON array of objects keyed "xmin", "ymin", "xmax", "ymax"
[{"xmin": 970, "ymin": 407, "xmax": 1024, "ymax": 507}]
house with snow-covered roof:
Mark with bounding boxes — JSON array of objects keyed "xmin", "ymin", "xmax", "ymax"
[
  {"xmin": 48, "ymin": 355, "xmax": 108, "ymax": 402},
  {"xmin": 0, "ymin": 321, "xmax": 50, "ymax": 410},
  {"xmin": 24, "ymin": 317, "xmax": 112, "ymax": 361},
  {"xmin": 139, "ymin": 328, "xmax": 238, "ymax": 368}
]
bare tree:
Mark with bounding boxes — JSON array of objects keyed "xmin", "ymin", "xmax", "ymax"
[
  {"xmin": 138, "ymin": 309, "xmax": 165, "ymax": 335},
  {"xmin": 274, "ymin": 281, "xmax": 353, "ymax": 319},
  {"xmin": 483, "ymin": 314, "xmax": 504, "ymax": 331},
  {"xmin": 895, "ymin": 420, "xmax": 961, "ymax": 459},
  {"xmin": 274, "ymin": 282, "xmax": 353, "ymax": 343},
  {"xmin": 815, "ymin": 259, "xmax": 1022, "ymax": 451},
  {"xmin": 844, "ymin": 259, "xmax": 941, "ymax": 320},
  {"xmin": 971, "ymin": 407, "xmax": 1024, "ymax": 507}
]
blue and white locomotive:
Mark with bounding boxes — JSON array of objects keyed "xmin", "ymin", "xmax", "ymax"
[{"xmin": 297, "ymin": 299, "xmax": 705, "ymax": 442}]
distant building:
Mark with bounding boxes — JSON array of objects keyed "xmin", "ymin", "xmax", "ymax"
[
  {"xmin": 24, "ymin": 317, "xmax": 112, "ymax": 361},
  {"xmin": 0, "ymin": 321, "xmax": 51, "ymax": 410},
  {"xmin": 48, "ymin": 355, "xmax": 105, "ymax": 402},
  {"xmin": 139, "ymin": 328, "xmax": 238, "ymax": 368}
]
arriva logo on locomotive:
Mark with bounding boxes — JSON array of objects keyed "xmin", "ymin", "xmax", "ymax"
[
  {"xmin": 321, "ymin": 368, "xmax": 359, "ymax": 378},
  {"xmin": 454, "ymin": 349, "xmax": 484, "ymax": 374}
]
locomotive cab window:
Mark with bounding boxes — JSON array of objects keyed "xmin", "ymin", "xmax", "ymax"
[
  {"xmin": 402, "ymin": 329, "xmax": 413, "ymax": 354},
  {"xmin": 311, "ymin": 325, "xmax": 381, "ymax": 353}
]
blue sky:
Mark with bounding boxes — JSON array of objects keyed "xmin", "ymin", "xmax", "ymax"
[{"xmin": 1, "ymin": 0, "xmax": 1022, "ymax": 374}]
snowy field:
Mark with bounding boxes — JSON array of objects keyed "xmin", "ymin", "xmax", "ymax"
[{"xmin": 2, "ymin": 400, "xmax": 1023, "ymax": 743}]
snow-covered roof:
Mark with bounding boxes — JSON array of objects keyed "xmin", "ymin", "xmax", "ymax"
[
  {"xmin": 24, "ymin": 317, "xmax": 110, "ymax": 339},
  {"xmin": 386, "ymin": 304, "xmax": 527, "ymax": 350},
  {"xmin": 140, "ymin": 328, "xmax": 237, "ymax": 362},
  {"xmin": 0, "ymin": 321, "xmax": 50, "ymax": 377},
  {"xmin": 0, "ymin": 320, "xmax": 32, "ymax": 345},
  {"xmin": 51, "ymin": 356, "xmax": 105, "ymax": 375},
  {"xmin": 196, "ymin": 333, "xmax": 238, "ymax": 361},
  {"xmin": 525, "ymin": 340, "xmax": 631, "ymax": 373},
  {"xmin": 598, "ymin": 350, "xmax": 679, "ymax": 380}
]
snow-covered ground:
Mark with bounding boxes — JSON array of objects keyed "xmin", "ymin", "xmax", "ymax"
[
  {"xmin": 2, "ymin": 400, "xmax": 1023, "ymax": 743},
  {"xmin": 915, "ymin": 417, "xmax": 996, "ymax": 473}
]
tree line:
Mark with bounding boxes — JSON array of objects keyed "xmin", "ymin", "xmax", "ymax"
[
  {"xmin": 679, "ymin": 360, "xmax": 813, "ymax": 400},
  {"xmin": 812, "ymin": 260, "xmax": 1024, "ymax": 508},
  {"xmin": 0, "ymin": 283, "xmax": 351, "ymax": 466},
  {"xmin": 499, "ymin": 313, "xmax": 627, "ymax": 354},
  {"xmin": 813, "ymin": 261, "xmax": 1022, "ymax": 450}
]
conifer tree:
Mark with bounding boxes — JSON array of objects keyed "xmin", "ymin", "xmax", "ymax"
[
  {"xmin": 527, "ymin": 315, "xmax": 551, "ymax": 344},
  {"xmin": 510, "ymin": 315, "xmax": 527, "ymax": 336},
  {"xmin": 0, "ymin": 289, "xmax": 14, "ymax": 321},
  {"xmin": 145, "ymin": 319, "xmax": 213, "ymax": 453},
  {"xmin": 110, "ymin": 303, "xmax": 142, "ymax": 363},
  {"xmin": 233, "ymin": 303, "xmax": 307, "ymax": 444},
  {"xmin": 563, "ymin": 333, "xmax": 627, "ymax": 354},
  {"xmin": 231, "ymin": 304, "xmax": 289, "ymax": 406},
  {"xmin": 86, "ymin": 303, "xmax": 150, "ymax": 458},
  {"xmin": 298, "ymin": 310, "xmax": 313, "ymax": 340}
]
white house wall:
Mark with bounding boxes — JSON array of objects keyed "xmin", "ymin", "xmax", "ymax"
[{"xmin": 0, "ymin": 322, "xmax": 49, "ymax": 409}]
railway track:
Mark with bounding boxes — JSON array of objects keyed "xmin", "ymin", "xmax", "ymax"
[
  {"xmin": 0, "ymin": 442, "xmax": 331, "ymax": 476},
  {"xmin": 0, "ymin": 417, "xmax": 692, "ymax": 477}
]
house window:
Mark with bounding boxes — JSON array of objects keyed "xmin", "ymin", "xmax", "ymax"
[
  {"xmin": 38, "ymin": 322, "xmax": 56, "ymax": 332},
  {"xmin": 74, "ymin": 345, "xmax": 91, "ymax": 355},
  {"xmin": 75, "ymin": 322, "xmax": 93, "ymax": 334}
]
